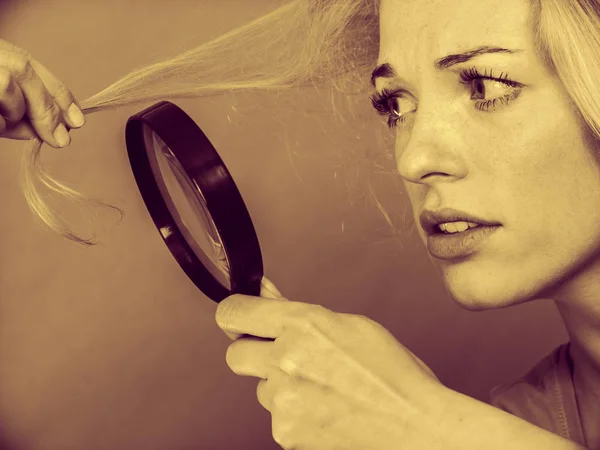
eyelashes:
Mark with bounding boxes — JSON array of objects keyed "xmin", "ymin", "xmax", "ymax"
[
  {"xmin": 370, "ymin": 87, "xmax": 408, "ymax": 130},
  {"xmin": 459, "ymin": 67, "xmax": 524, "ymax": 112},
  {"xmin": 458, "ymin": 67, "xmax": 522, "ymax": 88},
  {"xmin": 369, "ymin": 67, "xmax": 524, "ymax": 130}
]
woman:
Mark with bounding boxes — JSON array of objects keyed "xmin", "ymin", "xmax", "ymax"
[
  {"xmin": 373, "ymin": 1, "xmax": 600, "ymax": 448},
  {"xmin": 0, "ymin": 0, "xmax": 598, "ymax": 448}
]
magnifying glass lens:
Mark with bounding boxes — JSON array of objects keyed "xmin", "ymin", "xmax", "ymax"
[{"xmin": 147, "ymin": 128, "xmax": 232, "ymax": 290}]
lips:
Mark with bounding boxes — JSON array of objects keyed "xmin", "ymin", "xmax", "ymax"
[
  {"xmin": 427, "ymin": 225, "xmax": 501, "ymax": 260},
  {"xmin": 419, "ymin": 207, "xmax": 501, "ymax": 236}
]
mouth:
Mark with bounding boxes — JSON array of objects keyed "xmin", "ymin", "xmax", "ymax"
[
  {"xmin": 427, "ymin": 224, "xmax": 502, "ymax": 260},
  {"xmin": 435, "ymin": 221, "xmax": 484, "ymax": 234},
  {"xmin": 419, "ymin": 207, "xmax": 502, "ymax": 236},
  {"xmin": 419, "ymin": 207, "xmax": 502, "ymax": 260}
]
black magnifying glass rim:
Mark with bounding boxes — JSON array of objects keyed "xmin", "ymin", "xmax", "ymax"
[{"xmin": 125, "ymin": 100, "xmax": 263, "ymax": 303}]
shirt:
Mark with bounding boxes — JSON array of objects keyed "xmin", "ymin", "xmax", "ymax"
[{"xmin": 488, "ymin": 341, "xmax": 588, "ymax": 447}]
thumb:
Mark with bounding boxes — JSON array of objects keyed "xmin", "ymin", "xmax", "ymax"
[
  {"xmin": 223, "ymin": 276, "xmax": 284, "ymax": 341},
  {"xmin": 260, "ymin": 276, "xmax": 284, "ymax": 299}
]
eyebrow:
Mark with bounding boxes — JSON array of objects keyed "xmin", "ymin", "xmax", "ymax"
[{"xmin": 370, "ymin": 46, "xmax": 522, "ymax": 88}]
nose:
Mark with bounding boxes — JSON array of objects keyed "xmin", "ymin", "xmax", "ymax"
[{"xmin": 396, "ymin": 104, "xmax": 467, "ymax": 185}]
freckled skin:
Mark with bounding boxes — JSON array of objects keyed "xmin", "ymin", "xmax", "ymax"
[
  {"xmin": 377, "ymin": 1, "xmax": 600, "ymax": 443},
  {"xmin": 377, "ymin": 0, "xmax": 600, "ymax": 310}
]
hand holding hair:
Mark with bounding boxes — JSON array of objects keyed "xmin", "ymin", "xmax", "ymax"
[{"xmin": 0, "ymin": 39, "xmax": 85, "ymax": 148}]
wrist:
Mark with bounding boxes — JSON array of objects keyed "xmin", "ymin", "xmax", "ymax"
[{"xmin": 429, "ymin": 387, "xmax": 588, "ymax": 450}]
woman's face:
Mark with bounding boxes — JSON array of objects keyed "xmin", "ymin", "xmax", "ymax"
[{"xmin": 376, "ymin": 0, "xmax": 600, "ymax": 309}]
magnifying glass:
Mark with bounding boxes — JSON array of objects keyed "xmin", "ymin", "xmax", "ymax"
[{"xmin": 125, "ymin": 101, "xmax": 263, "ymax": 303}]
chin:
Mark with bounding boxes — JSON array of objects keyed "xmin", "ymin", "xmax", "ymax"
[
  {"xmin": 444, "ymin": 286, "xmax": 532, "ymax": 312},
  {"xmin": 438, "ymin": 262, "xmax": 534, "ymax": 312}
]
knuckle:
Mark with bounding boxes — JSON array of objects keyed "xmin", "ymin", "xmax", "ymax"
[
  {"xmin": 8, "ymin": 42, "xmax": 32, "ymax": 59},
  {"xmin": 344, "ymin": 312, "xmax": 378, "ymax": 333},
  {"xmin": 52, "ymin": 82, "xmax": 71, "ymax": 102},
  {"xmin": 0, "ymin": 68, "xmax": 12, "ymax": 93},
  {"xmin": 280, "ymin": 357, "xmax": 298, "ymax": 376},
  {"xmin": 296, "ymin": 305, "xmax": 337, "ymax": 337},
  {"xmin": 355, "ymin": 313, "xmax": 379, "ymax": 328},
  {"xmin": 314, "ymin": 303, "xmax": 332, "ymax": 317},
  {"xmin": 305, "ymin": 304, "xmax": 331, "ymax": 326},
  {"xmin": 18, "ymin": 49, "xmax": 33, "ymax": 60},
  {"xmin": 37, "ymin": 98, "xmax": 57, "ymax": 122},
  {"xmin": 11, "ymin": 55, "xmax": 33, "ymax": 79}
]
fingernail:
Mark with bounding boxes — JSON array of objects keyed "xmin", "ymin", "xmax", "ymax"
[
  {"xmin": 53, "ymin": 123, "xmax": 70, "ymax": 147},
  {"xmin": 67, "ymin": 103, "xmax": 85, "ymax": 127}
]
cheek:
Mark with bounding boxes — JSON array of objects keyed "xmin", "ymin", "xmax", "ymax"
[
  {"xmin": 494, "ymin": 110, "xmax": 600, "ymax": 254},
  {"xmin": 491, "ymin": 86, "xmax": 581, "ymax": 207}
]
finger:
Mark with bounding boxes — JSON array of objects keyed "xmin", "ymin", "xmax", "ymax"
[
  {"xmin": 216, "ymin": 295, "xmax": 305, "ymax": 340},
  {"xmin": 30, "ymin": 58, "xmax": 85, "ymax": 129},
  {"xmin": 261, "ymin": 276, "xmax": 284, "ymax": 299},
  {"xmin": 0, "ymin": 42, "xmax": 33, "ymax": 140},
  {"xmin": 222, "ymin": 278, "xmax": 285, "ymax": 341},
  {"xmin": 0, "ymin": 39, "xmax": 30, "ymax": 54},
  {"xmin": 0, "ymin": 49, "xmax": 66, "ymax": 148},
  {"xmin": 256, "ymin": 367, "xmax": 288, "ymax": 414},
  {"xmin": 0, "ymin": 51, "xmax": 83, "ymax": 149},
  {"xmin": 0, "ymin": 113, "xmax": 70, "ymax": 141},
  {"xmin": 226, "ymin": 336, "xmax": 272, "ymax": 379},
  {"xmin": 0, "ymin": 67, "xmax": 26, "ymax": 124},
  {"xmin": 256, "ymin": 378, "xmax": 271, "ymax": 411},
  {"xmin": 0, "ymin": 40, "xmax": 85, "ymax": 131},
  {"xmin": 0, "ymin": 116, "xmax": 39, "ymax": 140}
]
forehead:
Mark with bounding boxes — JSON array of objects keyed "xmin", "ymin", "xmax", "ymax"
[{"xmin": 378, "ymin": 0, "xmax": 533, "ymax": 64}]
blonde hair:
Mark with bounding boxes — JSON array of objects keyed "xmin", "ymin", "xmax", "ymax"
[
  {"xmin": 532, "ymin": 0, "xmax": 600, "ymax": 137},
  {"xmin": 19, "ymin": 0, "xmax": 600, "ymax": 246},
  {"xmin": 21, "ymin": 0, "xmax": 381, "ymax": 246}
]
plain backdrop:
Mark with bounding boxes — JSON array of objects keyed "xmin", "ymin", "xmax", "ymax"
[{"xmin": 0, "ymin": 1, "xmax": 569, "ymax": 449}]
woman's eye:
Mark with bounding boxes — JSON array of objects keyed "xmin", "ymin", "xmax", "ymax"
[
  {"xmin": 460, "ymin": 69, "xmax": 525, "ymax": 112},
  {"xmin": 470, "ymin": 79, "xmax": 522, "ymax": 112},
  {"xmin": 469, "ymin": 78, "xmax": 513, "ymax": 101},
  {"xmin": 385, "ymin": 95, "xmax": 417, "ymax": 129},
  {"xmin": 388, "ymin": 96, "xmax": 414, "ymax": 117},
  {"xmin": 370, "ymin": 88, "xmax": 418, "ymax": 130}
]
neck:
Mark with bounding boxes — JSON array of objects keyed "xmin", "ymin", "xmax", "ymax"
[
  {"xmin": 552, "ymin": 263, "xmax": 600, "ymax": 447},
  {"xmin": 551, "ymin": 252, "xmax": 600, "ymax": 376},
  {"xmin": 555, "ymin": 298, "xmax": 600, "ymax": 387},
  {"xmin": 553, "ymin": 267, "xmax": 600, "ymax": 378}
]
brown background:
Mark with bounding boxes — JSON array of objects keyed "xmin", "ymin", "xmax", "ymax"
[{"xmin": 0, "ymin": 1, "xmax": 568, "ymax": 449}]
